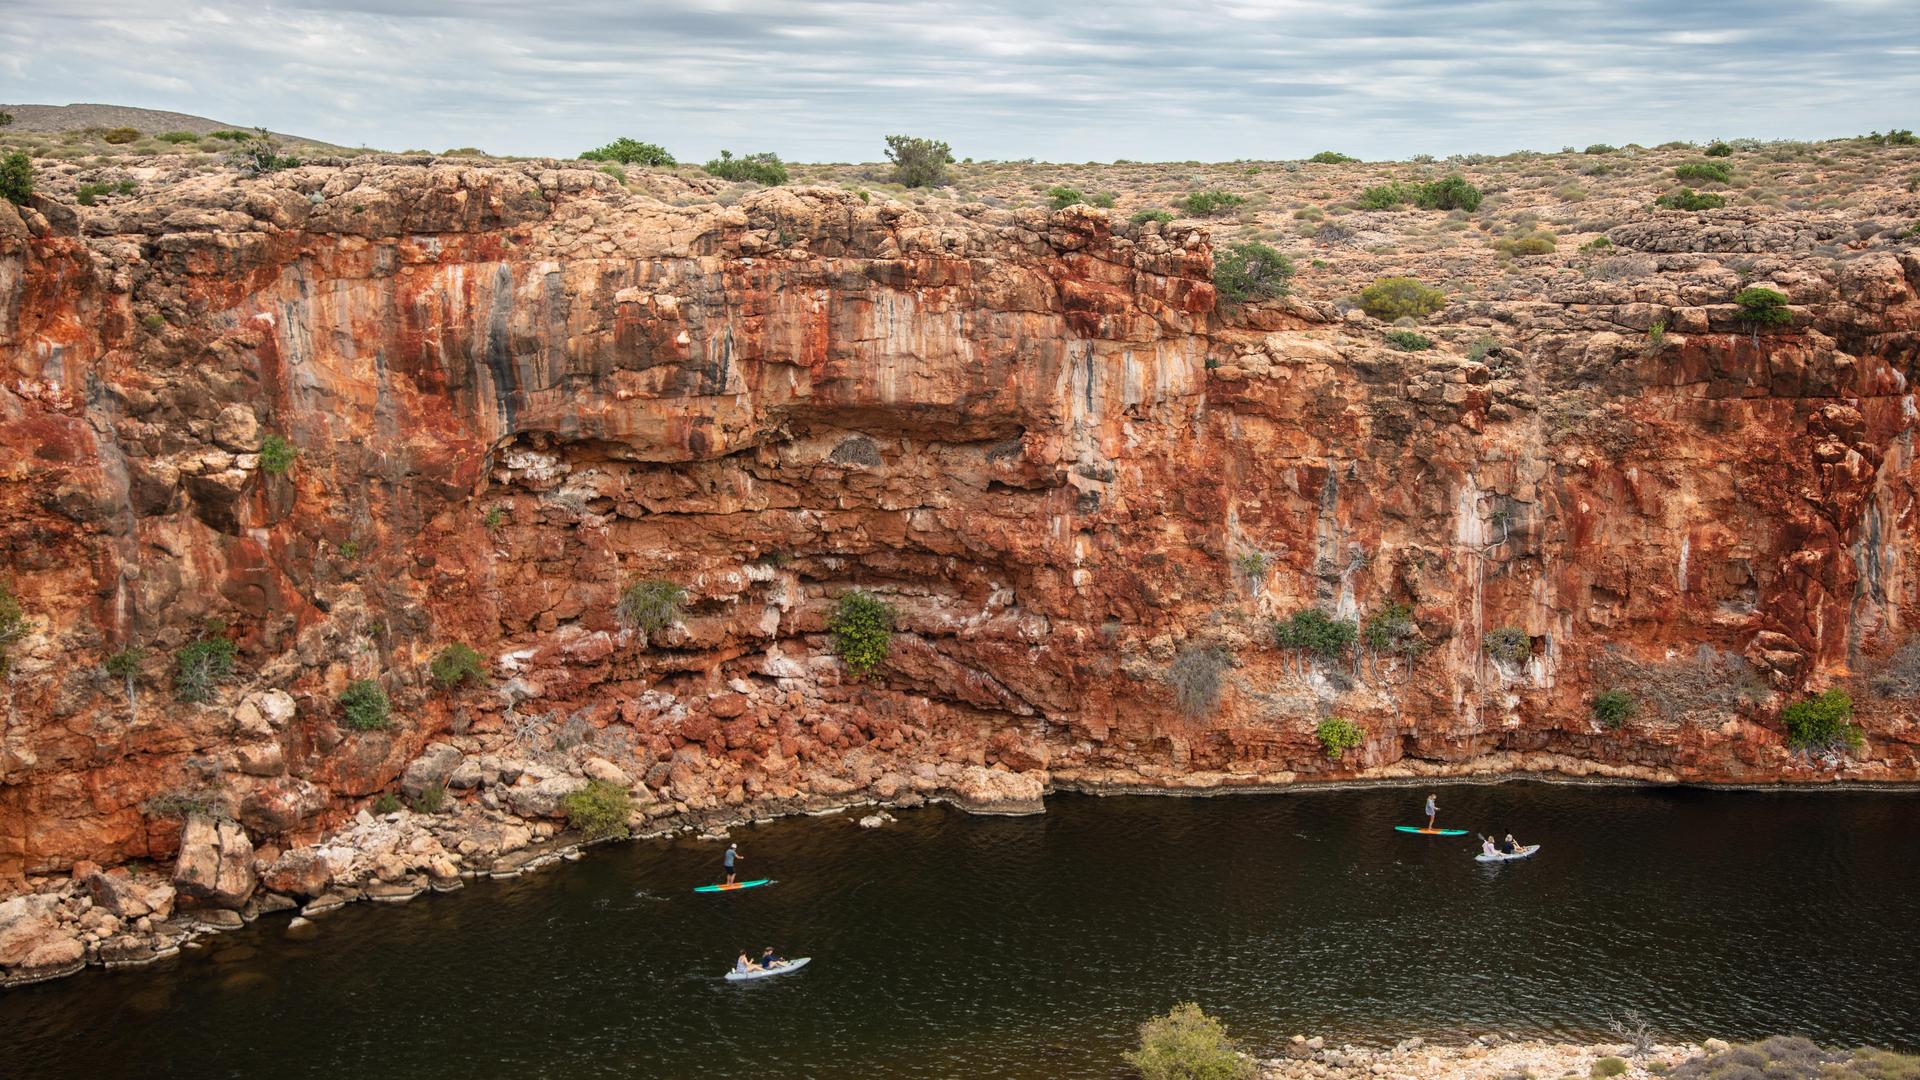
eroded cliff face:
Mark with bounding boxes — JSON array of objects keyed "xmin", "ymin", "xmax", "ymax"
[{"xmin": 3, "ymin": 159, "xmax": 1919, "ymax": 885}]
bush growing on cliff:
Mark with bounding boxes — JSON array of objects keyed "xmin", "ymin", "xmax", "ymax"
[
  {"xmin": 617, "ymin": 578, "xmax": 688, "ymax": 635},
  {"xmin": 1591, "ymin": 689, "xmax": 1637, "ymax": 730},
  {"xmin": 1212, "ymin": 241, "xmax": 1293, "ymax": 305},
  {"xmin": 1733, "ymin": 287, "xmax": 1792, "ymax": 328},
  {"xmin": 1483, "ymin": 626, "xmax": 1532, "ymax": 665},
  {"xmin": 258, "ymin": 434, "xmax": 297, "ymax": 475},
  {"xmin": 1317, "ymin": 717, "xmax": 1365, "ymax": 761},
  {"xmin": 0, "ymin": 583, "xmax": 28, "ymax": 675},
  {"xmin": 1356, "ymin": 277, "xmax": 1445, "ymax": 321},
  {"xmin": 579, "ymin": 137, "xmax": 674, "ymax": 167},
  {"xmin": 173, "ymin": 635, "xmax": 236, "ymax": 704},
  {"xmin": 410, "ymin": 785, "xmax": 447, "ymax": 814},
  {"xmin": 0, "ymin": 150, "xmax": 33, "ymax": 206},
  {"xmin": 1274, "ymin": 609, "xmax": 1357, "ymax": 661},
  {"xmin": 429, "ymin": 643, "xmax": 486, "ymax": 689},
  {"xmin": 1780, "ymin": 689, "xmax": 1863, "ymax": 752},
  {"xmin": 1125, "ymin": 1002, "xmax": 1255, "ymax": 1080},
  {"xmin": 1362, "ymin": 603, "xmax": 1427, "ymax": 659},
  {"xmin": 1308, "ymin": 151, "xmax": 1357, "ymax": 164},
  {"xmin": 339, "ymin": 679, "xmax": 391, "ymax": 731},
  {"xmin": 884, "ymin": 134, "xmax": 953, "ymax": 188},
  {"xmin": 1654, "ymin": 188, "xmax": 1726, "ymax": 211},
  {"xmin": 829, "ymin": 590, "xmax": 895, "ymax": 676},
  {"xmin": 704, "ymin": 150, "xmax": 789, "ymax": 186},
  {"xmin": 563, "ymin": 779, "xmax": 632, "ymax": 841},
  {"xmin": 1181, "ymin": 191, "xmax": 1247, "ymax": 217},
  {"xmin": 1674, "ymin": 161, "xmax": 1733, "ymax": 184},
  {"xmin": 1167, "ymin": 645, "xmax": 1230, "ymax": 718}
]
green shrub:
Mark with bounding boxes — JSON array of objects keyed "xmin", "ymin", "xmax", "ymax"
[
  {"xmin": 1581, "ymin": 235, "xmax": 1613, "ymax": 252},
  {"xmin": 1704, "ymin": 141, "xmax": 1734, "ymax": 157},
  {"xmin": 1483, "ymin": 626, "xmax": 1531, "ymax": 665},
  {"xmin": 0, "ymin": 111, "xmax": 11, "ymax": 127},
  {"xmin": 1670, "ymin": 1037, "xmax": 1920, "ymax": 1079},
  {"xmin": 579, "ymin": 137, "xmax": 674, "ymax": 166},
  {"xmin": 617, "ymin": 578, "xmax": 687, "ymax": 634},
  {"xmin": 1414, "ymin": 174, "xmax": 1483, "ymax": 211},
  {"xmin": 1863, "ymin": 129, "xmax": 1919, "ymax": 147},
  {"xmin": 1088, "ymin": 192, "xmax": 1115, "ymax": 208},
  {"xmin": 173, "ymin": 636, "xmax": 237, "ymax": 703},
  {"xmin": 1182, "ymin": 191, "xmax": 1247, "ymax": 217},
  {"xmin": 1494, "ymin": 230, "xmax": 1558, "ymax": 256},
  {"xmin": 157, "ymin": 131, "xmax": 200, "ymax": 144},
  {"xmin": 1593, "ymin": 1058, "xmax": 1629, "ymax": 1078},
  {"xmin": 226, "ymin": 130, "xmax": 299, "ymax": 175},
  {"xmin": 1167, "ymin": 645, "xmax": 1230, "ymax": 718},
  {"xmin": 597, "ymin": 163, "xmax": 627, "ymax": 183},
  {"xmin": 1047, "ymin": 185, "xmax": 1084, "ymax": 209},
  {"xmin": 1592, "ymin": 689, "xmax": 1637, "ymax": 729},
  {"xmin": 1125, "ymin": 1002, "xmax": 1254, "ymax": 1080},
  {"xmin": 484, "ymin": 506, "xmax": 507, "ymax": 531},
  {"xmin": 829, "ymin": 590, "xmax": 895, "ymax": 675},
  {"xmin": 0, "ymin": 150, "xmax": 32, "ymax": 205},
  {"xmin": 410, "ymin": 785, "xmax": 447, "ymax": 813},
  {"xmin": 1317, "ymin": 717, "xmax": 1365, "ymax": 761},
  {"xmin": 0, "ymin": 584, "xmax": 26, "ymax": 674},
  {"xmin": 258, "ymin": 433, "xmax": 297, "ymax": 474},
  {"xmin": 1274, "ymin": 609, "xmax": 1357, "ymax": 660},
  {"xmin": 1308, "ymin": 151, "xmax": 1357, "ymax": 164},
  {"xmin": 1233, "ymin": 550, "xmax": 1269, "ymax": 583},
  {"xmin": 884, "ymin": 134, "xmax": 952, "ymax": 188},
  {"xmin": 1583, "ymin": 143, "xmax": 1617, "ymax": 155},
  {"xmin": 1733, "ymin": 286, "xmax": 1792, "ymax": 327},
  {"xmin": 1646, "ymin": 320, "xmax": 1667, "ymax": 352},
  {"xmin": 563, "ymin": 779, "xmax": 632, "ymax": 840},
  {"xmin": 373, "ymin": 793, "xmax": 402, "ymax": 814},
  {"xmin": 1357, "ymin": 182, "xmax": 1416, "ymax": 210},
  {"xmin": 1130, "ymin": 208, "xmax": 1174, "ymax": 225},
  {"xmin": 1654, "ymin": 188, "xmax": 1726, "ymax": 210},
  {"xmin": 1781, "ymin": 689, "xmax": 1863, "ymax": 751},
  {"xmin": 102, "ymin": 127, "xmax": 141, "ymax": 144},
  {"xmin": 1212, "ymin": 241, "xmax": 1293, "ymax": 305},
  {"xmin": 76, "ymin": 182, "xmax": 113, "ymax": 206},
  {"xmin": 1356, "ymin": 277, "xmax": 1445, "ymax": 320},
  {"xmin": 1362, "ymin": 603, "xmax": 1427, "ymax": 658},
  {"xmin": 1384, "ymin": 330, "xmax": 1432, "ymax": 351},
  {"xmin": 704, "ymin": 150, "xmax": 788, "ymax": 185},
  {"xmin": 429, "ymin": 642, "xmax": 486, "ymax": 689},
  {"xmin": 105, "ymin": 646, "xmax": 144, "ymax": 681},
  {"xmin": 207, "ymin": 129, "xmax": 252, "ymax": 142},
  {"xmin": 1674, "ymin": 161, "xmax": 1733, "ymax": 183},
  {"xmin": 339, "ymin": 679, "xmax": 391, "ymax": 731}
]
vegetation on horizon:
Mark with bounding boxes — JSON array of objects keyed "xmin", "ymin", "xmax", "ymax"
[
  {"xmin": 884, "ymin": 134, "xmax": 952, "ymax": 188},
  {"xmin": 580, "ymin": 137, "xmax": 674, "ymax": 166},
  {"xmin": 704, "ymin": 150, "xmax": 789, "ymax": 186}
]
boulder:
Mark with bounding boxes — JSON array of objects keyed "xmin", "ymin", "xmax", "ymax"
[
  {"xmin": 400, "ymin": 743, "xmax": 465, "ymax": 800},
  {"xmin": 82, "ymin": 870, "xmax": 175, "ymax": 919},
  {"xmin": 210, "ymin": 403, "xmax": 261, "ymax": 452},
  {"xmin": 171, "ymin": 815, "xmax": 258, "ymax": 909},
  {"xmin": 945, "ymin": 766, "xmax": 1046, "ymax": 815},
  {"xmin": 581, "ymin": 757, "xmax": 631, "ymax": 787},
  {"xmin": 233, "ymin": 689, "xmax": 296, "ymax": 738},
  {"xmin": 503, "ymin": 775, "xmax": 588, "ymax": 818},
  {"xmin": 0, "ymin": 894, "xmax": 65, "ymax": 967},
  {"xmin": 259, "ymin": 850, "xmax": 334, "ymax": 899}
]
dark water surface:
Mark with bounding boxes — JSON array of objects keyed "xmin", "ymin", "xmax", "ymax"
[{"xmin": 5, "ymin": 782, "xmax": 1920, "ymax": 1079}]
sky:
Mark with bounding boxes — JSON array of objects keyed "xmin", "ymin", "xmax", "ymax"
[{"xmin": 2, "ymin": 0, "xmax": 1918, "ymax": 163}]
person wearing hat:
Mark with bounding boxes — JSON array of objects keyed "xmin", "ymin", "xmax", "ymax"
[{"xmin": 723, "ymin": 842, "xmax": 742, "ymax": 884}]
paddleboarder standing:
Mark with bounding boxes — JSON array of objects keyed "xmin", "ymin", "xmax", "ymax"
[
  {"xmin": 1424, "ymin": 792, "xmax": 1439, "ymax": 831},
  {"xmin": 723, "ymin": 842, "xmax": 742, "ymax": 885}
]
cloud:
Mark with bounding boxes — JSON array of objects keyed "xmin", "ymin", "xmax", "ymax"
[{"xmin": 1, "ymin": 0, "xmax": 1915, "ymax": 161}]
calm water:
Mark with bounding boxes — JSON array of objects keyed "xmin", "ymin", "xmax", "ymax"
[{"xmin": 5, "ymin": 783, "xmax": 1919, "ymax": 1079}]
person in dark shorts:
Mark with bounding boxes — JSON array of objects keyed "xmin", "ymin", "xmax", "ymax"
[
  {"xmin": 723, "ymin": 842, "xmax": 741, "ymax": 884},
  {"xmin": 760, "ymin": 946, "xmax": 786, "ymax": 970}
]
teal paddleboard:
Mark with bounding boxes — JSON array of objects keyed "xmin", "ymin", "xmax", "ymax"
[
  {"xmin": 1395, "ymin": 826, "xmax": 1470, "ymax": 836},
  {"xmin": 694, "ymin": 879, "xmax": 773, "ymax": 893}
]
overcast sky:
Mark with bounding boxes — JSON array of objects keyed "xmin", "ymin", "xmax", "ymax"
[{"xmin": 4, "ymin": 0, "xmax": 1917, "ymax": 162}]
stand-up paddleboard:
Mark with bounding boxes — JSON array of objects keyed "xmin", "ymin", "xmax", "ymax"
[
  {"xmin": 724, "ymin": 957, "xmax": 810, "ymax": 981},
  {"xmin": 1475, "ymin": 844, "xmax": 1540, "ymax": 863},
  {"xmin": 1395, "ymin": 826, "xmax": 1470, "ymax": 836},
  {"xmin": 694, "ymin": 878, "xmax": 774, "ymax": 893}
]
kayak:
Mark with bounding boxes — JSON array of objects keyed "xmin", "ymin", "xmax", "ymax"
[
  {"xmin": 1475, "ymin": 844, "xmax": 1541, "ymax": 862},
  {"xmin": 694, "ymin": 878, "xmax": 774, "ymax": 893},
  {"xmin": 1395, "ymin": 826, "xmax": 1470, "ymax": 836},
  {"xmin": 724, "ymin": 957, "xmax": 811, "ymax": 981}
]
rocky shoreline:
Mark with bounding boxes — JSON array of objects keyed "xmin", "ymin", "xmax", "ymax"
[{"xmin": 1259, "ymin": 1034, "xmax": 1702, "ymax": 1079}]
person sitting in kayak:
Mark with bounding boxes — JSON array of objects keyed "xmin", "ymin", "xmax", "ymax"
[
  {"xmin": 735, "ymin": 949, "xmax": 758, "ymax": 974},
  {"xmin": 1481, "ymin": 835, "xmax": 1500, "ymax": 857},
  {"xmin": 1501, "ymin": 833, "xmax": 1522, "ymax": 854},
  {"xmin": 759, "ymin": 946, "xmax": 786, "ymax": 970},
  {"xmin": 1424, "ymin": 793, "xmax": 1439, "ymax": 830}
]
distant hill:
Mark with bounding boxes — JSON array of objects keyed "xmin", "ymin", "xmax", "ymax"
[{"xmin": 0, "ymin": 103, "xmax": 350, "ymax": 150}]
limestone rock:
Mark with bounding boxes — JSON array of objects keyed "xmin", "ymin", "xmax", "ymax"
[
  {"xmin": 401, "ymin": 743, "xmax": 465, "ymax": 800},
  {"xmin": 171, "ymin": 816, "xmax": 258, "ymax": 909}
]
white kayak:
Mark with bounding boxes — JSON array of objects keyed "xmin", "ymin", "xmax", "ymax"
[
  {"xmin": 1476, "ymin": 844, "xmax": 1540, "ymax": 862},
  {"xmin": 724, "ymin": 957, "xmax": 811, "ymax": 981}
]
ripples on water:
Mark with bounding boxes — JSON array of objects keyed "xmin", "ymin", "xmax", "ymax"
[{"xmin": 4, "ymin": 783, "xmax": 1919, "ymax": 1079}]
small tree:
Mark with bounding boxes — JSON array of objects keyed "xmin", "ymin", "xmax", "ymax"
[
  {"xmin": 883, "ymin": 135, "xmax": 952, "ymax": 188},
  {"xmin": 1167, "ymin": 646, "xmax": 1231, "ymax": 718},
  {"xmin": 1274, "ymin": 609, "xmax": 1357, "ymax": 663},
  {"xmin": 174, "ymin": 636, "xmax": 237, "ymax": 703},
  {"xmin": 1780, "ymin": 689, "xmax": 1863, "ymax": 752},
  {"xmin": 1483, "ymin": 626, "xmax": 1531, "ymax": 665},
  {"xmin": 563, "ymin": 779, "xmax": 633, "ymax": 840},
  {"xmin": 0, "ymin": 111, "xmax": 13, "ymax": 127},
  {"xmin": 1654, "ymin": 188, "xmax": 1725, "ymax": 211},
  {"xmin": 1047, "ymin": 185, "xmax": 1084, "ymax": 210},
  {"xmin": 1674, "ymin": 161, "xmax": 1733, "ymax": 184},
  {"xmin": 829, "ymin": 590, "xmax": 895, "ymax": 676},
  {"xmin": 1181, "ymin": 191, "xmax": 1247, "ymax": 217},
  {"xmin": 1362, "ymin": 603, "xmax": 1427, "ymax": 659},
  {"xmin": 617, "ymin": 578, "xmax": 687, "ymax": 634},
  {"xmin": 580, "ymin": 138, "xmax": 674, "ymax": 166},
  {"xmin": 429, "ymin": 643, "xmax": 486, "ymax": 689},
  {"xmin": 1413, "ymin": 174, "xmax": 1483, "ymax": 211},
  {"xmin": 1384, "ymin": 330, "xmax": 1433, "ymax": 351},
  {"xmin": 1733, "ymin": 287, "xmax": 1792, "ymax": 328},
  {"xmin": 339, "ymin": 679, "xmax": 391, "ymax": 731},
  {"xmin": 1213, "ymin": 242, "xmax": 1293, "ymax": 305},
  {"xmin": 1125, "ymin": 1002, "xmax": 1255, "ymax": 1080},
  {"xmin": 704, "ymin": 150, "xmax": 788, "ymax": 185},
  {"xmin": 1592, "ymin": 688, "xmax": 1636, "ymax": 729},
  {"xmin": 1356, "ymin": 277, "xmax": 1445, "ymax": 320},
  {"xmin": 1317, "ymin": 717, "xmax": 1365, "ymax": 761},
  {"xmin": 1308, "ymin": 151, "xmax": 1357, "ymax": 164},
  {"xmin": 258, "ymin": 434, "xmax": 297, "ymax": 475},
  {"xmin": 0, "ymin": 150, "xmax": 32, "ymax": 206}
]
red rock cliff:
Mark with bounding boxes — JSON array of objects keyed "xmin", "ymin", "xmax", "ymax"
[{"xmin": 2, "ymin": 160, "xmax": 1918, "ymax": 880}]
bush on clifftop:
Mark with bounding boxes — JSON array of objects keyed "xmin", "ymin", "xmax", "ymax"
[
  {"xmin": 704, "ymin": 150, "xmax": 788, "ymax": 186},
  {"xmin": 1733, "ymin": 287, "xmax": 1793, "ymax": 327},
  {"xmin": 1308, "ymin": 151, "xmax": 1357, "ymax": 164},
  {"xmin": 0, "ymin": 150, "xmax": 33, "ymax": 206},
  {"xmin": 1781, "ymin": 689, "xmax": 1863, "ymax": 752},
  {"xmin": 1181, "ymin": 190, "xmax": 1247, "ymax": 217},
  {"xmin": 580, "ymin": 138, "xmax": 674, "ymax": 166},
  {"xmin": 1674, "ymin": 161, "xmax": 1733, "ymax": 184},
  {"xmin": 829, "ymin": 590, "xmax": 895, "ymax": 676},
  {"xmin": 563, "ymin": 779, "xmax": 632, "ymax": 841},
  {"xmin": 1213, "ymin": 241, "xmax": 1293, "ymax": 306},
  {"xmin": 884, "ymin": 134, "xmax": 952, "ymax": 188},
  {"xmin": 1126, "ymin": 1002, "xmax": 1255, "ymax": 1080},
  {"xmin": 1356, "ymin": 277, "xmax": 1445, "ymax": 320}
]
